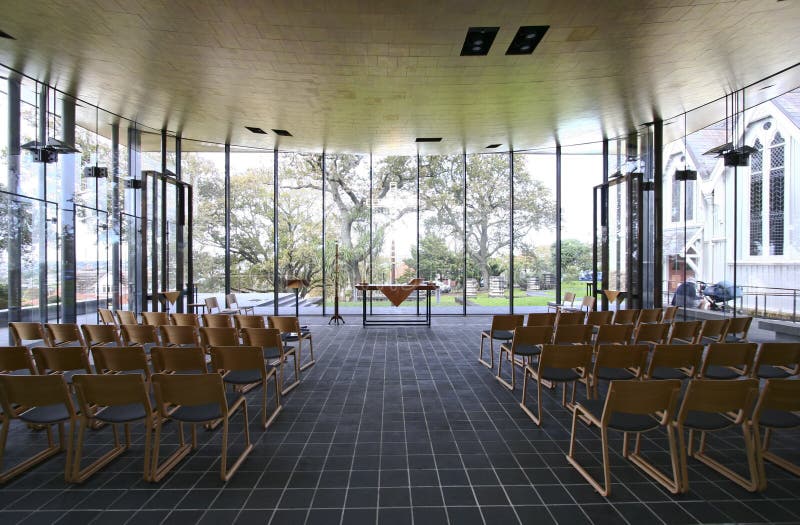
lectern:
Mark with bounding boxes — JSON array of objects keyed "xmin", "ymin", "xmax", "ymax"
[{"xmin": 285, "ymin": 279, "xmax": 310, "ymax": 318}]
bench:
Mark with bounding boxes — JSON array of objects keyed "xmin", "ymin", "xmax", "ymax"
[{"xmin": 757, "ymin": 319, "xmax": 800, "ymax": 339}]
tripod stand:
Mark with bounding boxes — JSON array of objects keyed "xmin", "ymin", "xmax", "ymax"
[{"xmin": 329, "ymin": 242, "xmax": 345, "ymax": 325}]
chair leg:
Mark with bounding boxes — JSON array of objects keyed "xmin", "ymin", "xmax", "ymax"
[
  {"xmin": 625, "ymin": 429, "xmax": 682, "ymax": 494},
  {"xmin": 72, "ymin": 417, "xmax": 130, "ymax": 484},
  {"xmin": 692, "ymin": 425, "xmax": 760, "ymax": 492},
  {"xmin": 299, "ymin": 337, "xmax": 315, "ymax": 371},
  {"xmin": 478, "ymin": 334, "xmax": 493, "ymax": 369},
  {"xmin": 220, "ymin": 400, "xmax": 254, "ymax": 481},
  {"xmin": 565, "ymin": 404, "xmax": 611, "ymax": 495},
  {"xmin": 150, "ymin": 418, "xmax": 192, "ymax": 483},
  {"xmin": 280, "ymin": 350, "xmax": 300, "ymax": 396},
  {"xmin": 496, "ymin": 348, "xmax": 515, "ymax": 390},
  {"xmin": 262, "ymin": 371, "xmax": 282, "ymax": 430},
  {"xmin": 0, "ymin": 419, "xmax": 65, "ymax": 484},
  {"xmin": 519, "ymin": 366, "xmax": 542, "ymax": 426},
  {"xmin": 758, "ymin": 426, "xmax": 799, "ymax": 482}
]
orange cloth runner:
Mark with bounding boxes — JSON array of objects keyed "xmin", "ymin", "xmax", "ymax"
[{"xmin": 380, "ymin": 285, "xmax": 417, "ymax": 307}]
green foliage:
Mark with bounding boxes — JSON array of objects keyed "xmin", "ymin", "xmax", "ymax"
[{"xmin": 556, "ymin": 238, "xmax": 593, "ymax": 280}]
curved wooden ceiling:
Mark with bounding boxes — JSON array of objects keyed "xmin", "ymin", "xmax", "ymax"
[{"xmin": 1, "ymin": 0, "xmax": 799, "ymax": 154}]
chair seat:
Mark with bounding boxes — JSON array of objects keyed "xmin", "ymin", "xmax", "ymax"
[
  {"xmin": 540, "ymin": 367, "xmax": 581, "ymax": 382},
  {"xmin": 596, "ymin": 367, "xmax": 636, "ymax": 381},
  {"xmin": 171, "ymin": 394, "xmax": 243, "ymax": 422},
  {"xmin": 260, "ymin": 346, "xmax": 283, "ymax": 359},
  {"xmin": 724, "ymin": 334, "xmax": 745, "ymax": 343},
  {"xmin": 579, "ymin": 399, "xmax": 661, "ymax": 432},
  {"xmin": 482, "ymin": 329, "xmax": 514, "ymax": 341},
  {"xmin": 758, "ymin": 409, "xmax": 800, "ymax": 429},
  {"xmin": 96, "ymin": 403, "xmax": 149, "ymax": 423},
  {"xmin": 700, "ymin": 336, "xmax": 721, "ymax": 345},
  {"xmin": 224, "ymin": 369, "xmax": 262, "ymax": 385},
  {"xmin": 650, "ymin": 367, "xmax": 689, "ymax": 380},
  {"xmin": 19, "ymin": 403, "xmax": 73, "ymax": 424},
  {"xmin": 703, "ymin": 365, "xmax": 741, "ymax": 380},
  {"xmin": 514, "ymin": 343, "xmax": 543, "ymax": 357},
  {"xmin": 682, "ymin": 411, "xmax": 731, "ymax": 431},
  {"xmin": 756, "ymin": 365, "xmax": 792, "ymax": 379},
  {"xmin": 61, "ymin": 369, "xmax": 84, "ymax": 384}
]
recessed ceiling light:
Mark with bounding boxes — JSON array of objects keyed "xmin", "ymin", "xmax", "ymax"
[
  {"xmin": 416, "ymin": 137, "xmax": 442, "ymax": 143},
  {"xmin": 461, "ymin": 27, "xmax": 499, "ymax": 56},
  {"xmin": 245, "ymin": 126, "xmax": 267, "ymax": 134},
  {"xmin": 759, "ymin": 84, "xmax": 775, "ymax": 91},
  {"xmin": 0, "ymin": 29, "xmax": 15, "ymax": 40},
  {"xmin": 486, "ymin": 144, "xmax": 502, "ymax": 149},
  {"xmin": 506, "ymin": 26, "xmax": 549, "ymax": 55},
  {"xmin": 272, "ymin": 129, "xmax": 292, "ymax": 137}
]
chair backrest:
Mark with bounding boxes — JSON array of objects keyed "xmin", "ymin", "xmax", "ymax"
[
  {"xmin": 150, "ymin": 346, "xmax": 207, "ymax": 374},
  {"xmin": 152, "ymin": 372, "xmax": 226, "ymax": 410},
  {"xmin": 98, "ymin": 308, "xmax": 118, "ymax": 326},
  {"xmin": 594, "ymin": 324, "xmax": 634, "ymax": 347},
  {"xmin": 81, "ymin": 324, "xmax": 121, "ymax": 348},
  {"xmin": 612, "ymin": 309, "xmax": 640, "ymax": 325},
  {"xmin": 268, "ymin": 315, "xmax": 302, "ymax": 334},
  {"xmin": 116, "ymin": 310, "xmax": 139, "ymax": 325},
  {"xmin": 44, "ymin": 323, "xmax": 85, "ymax": 347},
  {"xmin": 158, "ymin": 325, "xmax": 200, "ymax": 347},
  {"xmin": 753, "ymin": 342, "xmax": 800, "ymax": 377},
  {"xmin": 240, "ymin": 327, "xmax": 284, "ymax": 353},
  {"xmin": 170, "ymin": 313, "xmax": 200, "ymax": 326},
  {"xmin": 701, "ymin": 342, "xmax": 758, "ymax": 376},
  {"xmin": 725, "ymin": 316, "xmax": 753, "ymax": 341},
  {"xmin": 593, "ymin": 344, "xmax": 649, "ymax": 375},
  {"xmin": 666, "ymin": 320, "xmax": 702, "ymax": 344},
  {"xmin": 32, "ymin": 346, "xmax": 91, "ymax": 374},
  {"xmin": 234, "ymin": 314, "xmax": 266, "ymax": 329},
  {"xmin": 202, "ymin": 313, "xmax": 233, "ymax": 328},
  {"xmin": 585, "ymin": 311, "xmax": 613, "ymax": 327},
  {"xmin": 646, "ymin": 344, "xmax": 704, "ymax": 378},
  {"xmin": 601, "ymin": 379, "xmax": 682, "ymax": 422},
  {"xmin": 553, "ymin": 324, "xmax": 593, "ymax": 345},
  {"xmin": 753, "ymin": 379, "xmax": 800, "ymax": 419},
  {"xmin": 562, "ymin": 292, "xmax": 576, "ymax": 306},
  {"xmin": 661, "ymin": 305, "xmax": 679, "ymax": 323},
  {"xmin": 557, "ymin": 311, "xmax": 586, "ymax": 326},
  {"xmin": 0, "ymin": 374, "xmax": 76, "ymax": 420},
  {"xmin": 205, "ymin": 296, "xmax": 221, "ymax": 313},
  {"xmin": 225, "ymin": 293, "xmax": 239, "ymax": 309},
  {"xmin": 677, "ymin": 379, "xmax": 759, "ymax": 425},
  {"xmin": 578, "ymin": 296, "xmax": 595, "ymax": 311},
  {"xmin": 142, "ymin": 312, "xmax": 171, "ymax": 326},
  {"xmin": 9, "ymin": 322, "xmax": 46, "ymax": 347},
  {"xmin": 512, "ymin": 326, "xmax": 554, "ymax": 348},
  {"xmin": 487, "ymin": 314, "xmax": 524, "ymax": 332},
  {"xmin": 120, "ymin": 324, "xmax": 160, "ymax": 346},
  {"xmin": 91, "ymin": 346, "xmax": 151, "ymax": 380},
  {"xmin": 538, "ymin": 344, "xmax": 593, "ymax": 372},
  {"xmin": 637, "ymin": 308, "xmax": 663, "ymax": 325},
  {"xmin": 0, "ymin": 346, "xmax": 37, "ymax": 374},
  {"xmin": 699, "ymin": 319, "xmax": 730, "ymax": 342},
  {"xmin": 526, "ymin": 312, "xmax": 557, "ymax": 327},
  {"xmin": 73, "ymin": 372, "xmax": 151, "ymax": 412},
  {"xmin": 200, "ymin": 327, "xmax": 240, "ymax": 348},
  {"xmin": 210, "ymin": 346, "xmax": 266, "ymax": 376},
  {"xmin": 632, "ymin": 322, "xmax": 669, "ymax": 345}
]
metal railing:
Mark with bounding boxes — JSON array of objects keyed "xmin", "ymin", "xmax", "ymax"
[{"xmin": 663, "ymin": 280, "xmax": 798, "ymax": 322}]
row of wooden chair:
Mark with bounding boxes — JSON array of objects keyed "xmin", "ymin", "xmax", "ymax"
[
  {"xmin": 98, "ymin": 310, "xmax": 259, "ymax": 328},
  {"xmin": 0, "ymin": 343, "xmax": 283, "ymax": 484},
  {"xmin": 566, "ymin": 377, "xmax": 800, "ymax": 496}
]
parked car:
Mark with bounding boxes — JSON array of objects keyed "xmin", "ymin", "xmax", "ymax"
[
  {"xmin": 578, "ymin": 270, "xmax": 602, "ymax": 282},
  {"xmin": 435, "ymin": 281, "xmax": 451, "ymax": 293}
]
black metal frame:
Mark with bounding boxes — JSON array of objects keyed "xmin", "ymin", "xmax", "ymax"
[{"xmin": 359, "ymin": 287, "xmax": 433, "ymax": 326}]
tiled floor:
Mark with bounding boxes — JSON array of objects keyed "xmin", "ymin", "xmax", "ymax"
[{"xmin": 1, "ymin": 316, "xmax": 799, "ymax": 524}]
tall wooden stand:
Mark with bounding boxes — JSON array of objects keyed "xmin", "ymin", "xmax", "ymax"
[{"xmin": 329, "ymin": 242, "xmax": 345, "ymax": 325}]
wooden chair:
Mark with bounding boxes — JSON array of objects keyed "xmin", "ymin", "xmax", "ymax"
[
  {"xmin": 525, "ymin": 312, "xmax": 556, "ymax": 327},
  {"xmin": 0, "ymin": 374, "xmax": 78, "ymax": 483},
  {"xmin": 547, "ymin": 291, "xmax": 576, "ymax": 312},
  {"xmin": 552, "ymin": 324, "xmax": 593, "ymax": 345},
  {"xmin": 556, "ymin": 311, "xmax": 586, "ymax": 326},
  {"xmin": 612, "ymin": 309, "xmax": 640, "ymax": 325},
  {"xmin": 697, "ymin": 319, "xmax": 731, "ymax": 345},
  {"xmin": 585, "ymin": 311, "xmax": 613, "ymax": 335},
  {"xmin": 567, "ymin": 379, "xmax": 682, "ymax": 496},
  {"xmin": 44, "ymin": 323, "xmax": 85, "ymax": 348},
  {"xmin": 91, "ymin": 346, "xmax": 152, "ymax": 381},
  {"xmin": 675, "ymin": 379, "xmax": 760, "ymax": 493},
  {"xmin": 150, "ymin": 373, "xmax": 253, "ymax": 482},
  {"xmin": 724, "ymin": 316, "xmax": 753, "ymax": 343},
  {"xmin": 142, "ymin": 312, "xmax": 171, "ymax": 327},
  {"xmin": 204, "ymin": 297, "xmax": 238, "ymax": 315},
  {"xmin": 497, "ymin": 325, "xmax": 553, "ymax": 391},
  {"xmin": 81, "ymin": 324, "xmax": 122, "ymax": 349},
  {"xmin": 519, "ymin": 344, "xmax": 592, "ymax": 426},
  {"xmin": 32, "ymin": 346, "xmax": 93, "ymax": 384},
  {"xmin": 8, "ymin": 322, "xmax": 46, "ymax": 349},
  {"xmin": 636, "ymin": 308, "xmax": 663, "ymax": 325},
  {"xmin": 199, "ymin": 327, "xmax": 240, "ymax": 350},
  {"xmin": 477, "ymin": 314, "xmax": 523, "ymax": 369},
  {"xmin": 170, "ymin": 313, "xmax": 200, "ymax": 327},
  {"xmin": 98, "ymin": 308, "xmax": 118, "ymax": 327},
  {"xmin": 563, "ymin": 295, "xmax": 595, "ymax": 313},
  {"xmin": 632, "ymin": 322, "xmax": 669, "ymax": 347},
  {"xmin": 666, "ymin": 320, "xmax": 702, "ymax": 344},
  {"xmin": 119, "ymin": 324, "xmax": 161, "ymax": 354},
  {"xmin": 202, "ymin": 313, "xmax": 234, "ymax": 328},
  {"xmin": 150, "ymin": 346, "xmax": 208, "ymax": 375},
  {"xmin": 645, "ymin": 344, "xmax": 704, "ymax": 380},
  {"xmin": 593, "ymin": 324, "xmax": 634, "ymax": 352},
  {"xmin": 268, "ymin": 316, "xmax": 316, "ymax": 372},
  {"xmin": 699, "ymin": 342, "xmax": 757, "ymax": 380},
  {"xmin": 210, "ymin": 346, "xmax": 281, "ymax": 429},
  {"xmin": 0, "ymin": 346, "xmax": 37, "ymax": 378},
  {"xmin": 751, "ymin": 379, "xmax": 800, "ymax": 490},
  {"xmin": 588, "ymin": 344, "xmax": 649, "ymax": 399},
  {"xmin": 116, "ymin": 310, "xmax": 139, "ymax": 326},
  {"xmin": 751, "ymin": 342, "xmax": 800, "ymax": 379},
  {"xmin": 158, "ymin": 325, "xmax": 200, "ymax": 348},
  {"xmin": 661, "ymin": 305, "xmax": 679, "ymax": 324},
  {"xmin": 226, "ymin": 293, "xmax": 254, "ymax": 315},
  {"xmin": 71, "ymin": 373, "xmax": 155, "ymax": 483},
  {"xmin": 234, "ymin": 314, "xmax": 266, "ymax": 330},
  {"xmin": 241, "ymin": 327, "xmax": 300, "ymax": 395}
]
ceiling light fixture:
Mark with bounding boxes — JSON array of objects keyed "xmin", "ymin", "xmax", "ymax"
[
  {"xmin": 461, "ymin": 27, "xmax": 499, "ymax": 56},
  {"xmin": 506, "ymin": 26, "xmax": 549, "ymax": 55},
  {"xmin": 245, "ymin": 126, "xmax": 267, "ymax": 134},
  {"xmin": 271, "ymin": 129, "xmax": 293, "ymax": 137},
  {"xmin": 486, "ymin": 144, "xmax": 502, "ymax": 149},
  {"xmin": 415, "ymin": 137, "xmax": 442, "ymax": 143}
]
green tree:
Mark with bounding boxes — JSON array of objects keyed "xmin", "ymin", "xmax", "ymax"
[{"xmin": 557, "ymin": 238, "xmax": 593, "ymax": 280}]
